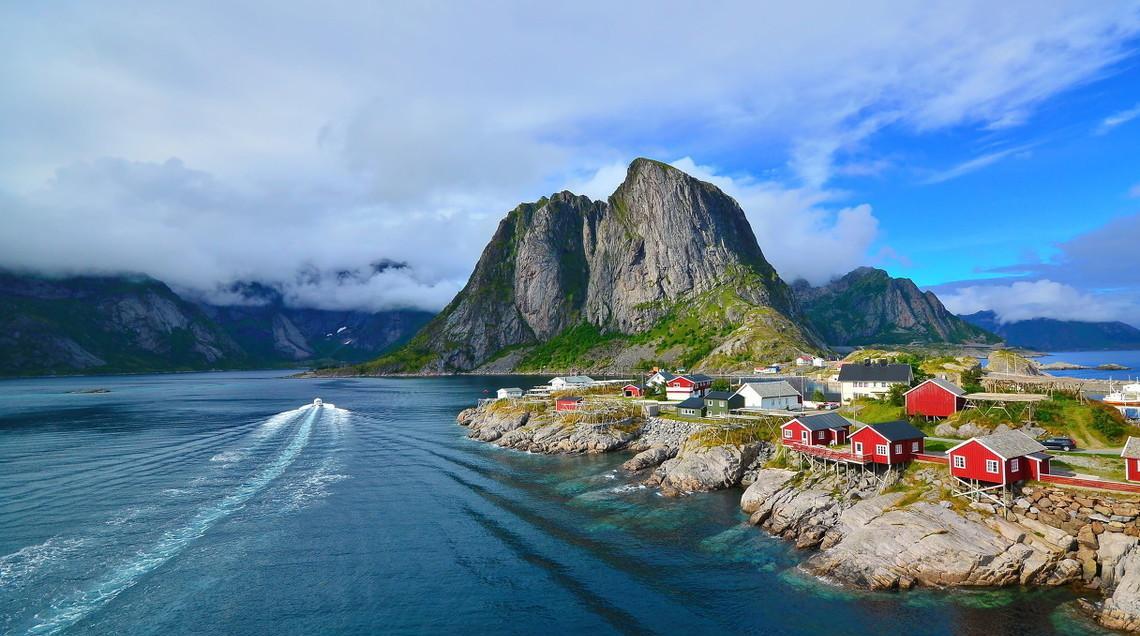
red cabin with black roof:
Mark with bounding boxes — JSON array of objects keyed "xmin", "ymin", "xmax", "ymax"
[
  {"xmin": 1122, "ymin": 437, "xmax": 1140, "ymax": 482},
  {"xmin": 781, "ymin": 412, "xmax": 853, "ymax": 447},
  {"xmin": 849, "ymin": 420, "xmax": 926, "ymax": 465}
]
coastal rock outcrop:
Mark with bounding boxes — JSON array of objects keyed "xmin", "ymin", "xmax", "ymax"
[
  {"xmin": 646, "ymin": 442, "xmax": 767, "ymax": 495},
  {"xmin": 742, "ymin": 469, "xmax": 1086, "ymax": 590}
]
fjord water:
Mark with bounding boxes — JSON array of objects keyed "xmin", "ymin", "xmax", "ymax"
[{"xmin": 0, "ymin": 372, "xmax": 1108, "ymax": 635}]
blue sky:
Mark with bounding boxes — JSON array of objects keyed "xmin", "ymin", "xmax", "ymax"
[{"xmin": 1, "ymin": 2, "xmax": 1139, "ymax": 324}]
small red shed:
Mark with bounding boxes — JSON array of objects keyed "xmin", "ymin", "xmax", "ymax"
[
  {"xmin": 780, "ymin": 412, "xmax": 853, "ymax": 447},
  {"xmin": 947, "ymin": 431, "xmax": 1050, "ymax": 485},
  {"xmin": 623, "ymin": 384, "xmax": 644, "ymax": 398},
  {"xmin": 904, "ymin": 378, "xmax": 966, "ymax": 418},
  {"xmin": 1122, "ymin": 437, "xmax": 1140, "ymax": 482},
  {"xmin": 850, "ymin": 420, "xmax": 926, "ymax": 465},
  {"xmin": 556, "ymin": 396, "xmax": 584, "ymax": 412}
]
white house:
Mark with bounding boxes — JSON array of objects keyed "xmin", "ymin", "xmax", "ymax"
[
  {"xmin": 812, "ymin": 356, "xmax": 826, "ymax": 368},
  {"xmin": 734, "ymin": 381, "xmax": 802, "ymax": 411},
  {"xmin": 794, "ymin": 355, "xmax": 813, "ymax": 366},
  {"xmin": 549, "ymin": 375, "xmax": 595, "ymax": 391},
  {"xmin": 496, "ymin": 387, "xmax": 524, "ymax": 399},
  {"xmin": 645, "ymin": 370, "xmax": 676, "ymax": 386},
  {"xmin": 836, "ymin": 361, "xmax": 913, "ymax": 403}
]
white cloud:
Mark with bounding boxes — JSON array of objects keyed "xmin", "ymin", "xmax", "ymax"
[
  {"xmin": 940, "ymin": 279, "xmax": 1135, "ymax": 323},
  {"xmin": 1097, "ymin": 102, "xmax": 1140, "ymax": 134},
  {"xmin": 921, "ymin": 145, "xmax": 1032, "ymax": 184},
  {"xmin": 1, "ymin": 2, "xmax": 1139, "ymax": 309}
]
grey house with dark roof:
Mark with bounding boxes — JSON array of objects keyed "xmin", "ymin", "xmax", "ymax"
[{"xmin": 837, "ymin": 360, "xmax": 913, "ymax": 403}]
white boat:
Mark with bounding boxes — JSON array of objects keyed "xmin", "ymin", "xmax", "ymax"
[
  {"xmin": 1103, "ymin": 383, "xmax": 1140, "ymax": 420},
  {"xmin": 313, "ymin": 398, "xmax": 323, "ymax": 407}
]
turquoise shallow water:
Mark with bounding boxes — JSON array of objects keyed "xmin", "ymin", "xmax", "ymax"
[{"xmin": 0, "ymin": 371, "xmax": 1113, "ymax": 634}]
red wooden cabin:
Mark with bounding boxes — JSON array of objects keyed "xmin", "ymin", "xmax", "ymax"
[
  {"xmin": 622, "ymin": 384, "xmax": 644, "ymax": 398},
  {"xmin": 947, "ymin": 431, "xmax": 1050, "ymax": 485},
  {"xmin": 1123, "ymin": 437, "xmax": 1140, "ymax": 482},
  {"xmin": 556, "ymin": 396, "xmax": 584, "ymax": 412},
  {"xmin": 665, "ymin": 374, "xmax": 713, "ymax": 400},
  {"xmin": 904, "ymin": 378, "xmax": 966, "ymax": 418},
  {"xmin": 780, "ymin": 412, "xmax": 852, "ymax": 447},
  {"xmin": 849, "ymin": 420, "xmax": 926, "ymax": 465}
]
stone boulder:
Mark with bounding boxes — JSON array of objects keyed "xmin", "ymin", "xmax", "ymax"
[
  {"xmin": 648, "ymin": 442, "xmax": 765, "ymax": 494},
  {"xmin": 622, "ymin": 446, "xmax": 676, "ymax": 472}
]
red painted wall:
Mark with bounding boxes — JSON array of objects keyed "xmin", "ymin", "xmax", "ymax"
[
  {"xmin": 623, "ymin": 385, "xmax": 642, "ymax": 397},
  {"xmin": 781, "ymin": 420, "xmax": 849, "ymax": 446},
  {"xmin": 949, "ymin": 440, "xmax": 1034, "ymax": 485},
  {"xmin": 556, "ymin": 399, "xmax": 582, "ymax": 412},
  {"xmin": 1127, "ymin": 458, "xmax": 1140, "ymax": 482},
  {"xmin": 905, "ymin": 381, "xmax": 964, "ymax": 418},
  {"xmin": 850, "ymin": 428, "xmax": 924, "ymax": 465}
]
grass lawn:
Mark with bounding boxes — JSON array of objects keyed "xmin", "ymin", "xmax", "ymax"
[
  {"xmin": 841, "ymin": 399, "xmax": 904, "ymax": 424},
  {"xmin": 923, "ymin": 439, "xmax": 954, "ymax": 453}
]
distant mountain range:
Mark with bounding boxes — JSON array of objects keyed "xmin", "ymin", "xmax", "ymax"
[
  {"xmin": 960, "ymin": 311, "xmax": 1140, "ymax": 351},
  {"xmin": 0, "ymin": 270, "xmax": 432, "ymax": 376}
]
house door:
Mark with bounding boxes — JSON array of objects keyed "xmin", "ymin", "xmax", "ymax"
[{"xmin": 801, "ymin": 430, "xmax": 809, "ymax": 443}]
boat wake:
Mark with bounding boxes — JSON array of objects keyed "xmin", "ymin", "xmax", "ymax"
[{"xmin": 25, "ymin": 405, "xmax": 327, "ymax": 635}]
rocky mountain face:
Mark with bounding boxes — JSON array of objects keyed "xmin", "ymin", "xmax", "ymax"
[
  {"xmin": 0, "ymin": 271, "xmax": 432, "ymax": 376},
  {"xmin": 961, "ymin": 311, "xmax": 1140, "ymax": 351},
  {"xmin": 793, "ymin": 267, "xmax": 998, "ymax": 346},
  {"xmin": 0, "ymin": 271, "xmax": 245, "ymax": 375},
  {"xmin": 363, "ymin": 158, "xmax": 821, "ymax": 373}
]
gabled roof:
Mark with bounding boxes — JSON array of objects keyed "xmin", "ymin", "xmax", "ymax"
[
  {"xmin": 786, "ymin": 412, "xmax": 853, "ymax": 431},
  {"xmin": 552, "ymin": 375, "xmax": 594, "ymax": 384},
  {"xmin": 556, "ymin": 396, "xmax": 584, "ymax": 402},
  {"xmin": 676, "ymin": 397, "xmax": 706, "ymax": 409},
  {"xmin": 687, "ymin": 373, "xmax": 714, "ymax": 382},
  {"xmin": 904, "ymin": 377, "xmax": 965, "ymax": 397},
  {"xmin": 837, "ymin": 363, "xmax": 913, "ymax": 383},
  {"xmin": 623, "ymin": 383, "xmax": 644, "ymax": 390},
  {"xmin": 648, "ymin": 370, "xmax": 676, "ymax": 381},
  {"xmin": 737, "ymin": 380, "xmax": 801, "ymax": 398},
  {"xmin": 948, "ymin": 430, "xmax": 1046, "ymax": 459},
  {"xmin": 704, "ymin": 390, "xmax": 737, "ymax": 400},
  {"xmin": 857, "ymin": 420, "xmax": 926, "ymax": 442},
  {"xmin": 1122, "ymin": 436, "xmax": 1140, "ymax": 460},
  {"xmin": 499, "ymin": 387, "xmax": 523, "ymax": 392}
]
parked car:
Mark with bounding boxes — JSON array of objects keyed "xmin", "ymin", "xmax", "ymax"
[{"xmin": 1041, "ymin": 436, "xmax": 1077, "ymax": 451}]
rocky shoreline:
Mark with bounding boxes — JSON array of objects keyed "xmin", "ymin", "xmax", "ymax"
[{"xmin": 458, "ymin": 400, "xmax": 1140, "ymax": 631}]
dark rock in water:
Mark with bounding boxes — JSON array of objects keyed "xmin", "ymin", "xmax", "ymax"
[{"xmin": 67, "ymin": 388, "xmax": 111, "ymax": 394}]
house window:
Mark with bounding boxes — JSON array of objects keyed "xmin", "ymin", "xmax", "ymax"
[
  {"xmin": 1011, "ymin": 458, "xmax": 1020, "ymax": 472},
  {"xmin": 875, "ymin": 444, "xmax": 888, "ymax": 456},
  {"xmin": 783, "ymin": 429, "xmax": 791, "ymax": 439},
  {"xmin": 801, "ymin": 431, "xmax": 809, "ymax": 443},
  {"xmin": 953, "ymin": 455, "xmax": 966, "ymax": 469},
  {"xmin": 911, "ymin": 441, "xmax": 920, "ymax": 452},
  {"xmin": 894, "ymin": 444, "xmax": 902, "ymax": 454},
  {"xmin": 854, "ymin": 442, "xmax": 863, "ymax": 454},
  {"xmin": 986, "ymin": 459, "xmax": 999, "ymax": 474},
  {"xmin": 817, "ymin": 430, "xmax": 825, "ymax": 440}
]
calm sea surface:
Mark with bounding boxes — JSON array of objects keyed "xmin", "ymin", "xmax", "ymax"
[
  {"xmin": 0, "ymin": 371, "xmax": 1112, "ymax": 635},
  {"xmin": 1035, "ymin": 350, "xmax": 1140, "ymax": 381}
]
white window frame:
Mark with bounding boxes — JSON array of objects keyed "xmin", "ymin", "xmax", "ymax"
[
  {"xmin": 894, "ymin": 444, "xmax": 903, "ymax": 454},
  {"xmin": 801, "ymin": 430, "xmax": 809, "ymax": 443},
  {"xmin": 783, "ymin": 429, "xmax": 792, "ymax": 439},
  {"xmin": 875, "ymin": 444, "xmax": 888, "ymax": 456},
  {"xmin": 854, "ymin": 441, "xmax": 863, "ymax": 455},
  {"xmin": 953, "ymin": 455, "xmax": 966, "ymax": 469},
  {"xmin": 817, "ymin": 430, "xmax": 825, "ymax": 440},
  {"xmin": 1011, "ymin": 458, "xmax": 1020, "ymax": 472},
  {"xmin": 911, "ymin": 441, "xmax": 920, "ymax": 452},
  {"xmin": 986, "ymin": 459, "xmax": 999, "ymax": 474}
]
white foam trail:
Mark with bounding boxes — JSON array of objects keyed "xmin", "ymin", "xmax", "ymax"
[
  {"xmin": 27, "ymin": 406, "xmax": 319, "ymax": 635},
  {"xmin": 0, "ymin": 538, "xmax": 90, "ymax": 592},
  {"xmin": 251, "ymin": 406, "xmax": 308, "ymax": 439}
]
